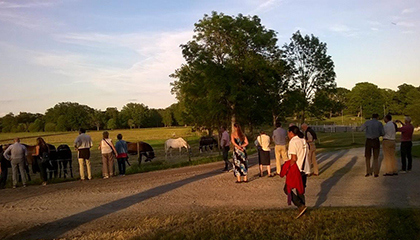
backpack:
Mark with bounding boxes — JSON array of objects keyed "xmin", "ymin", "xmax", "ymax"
[{"xmin": 305, "ymin": 127, "xmax": 318, "ymax": 140}]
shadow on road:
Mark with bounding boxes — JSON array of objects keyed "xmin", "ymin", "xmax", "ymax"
[
  {"xmin": 318, "ymin": 150, "xmax": 349, "ymax": 175},
  {"xmin": 7, "ymin": 169, "xmax": 223, "ymax": 240},
  {"xmin": 315, "ymin": 156, "xmax": 357, "ymax": 207}
]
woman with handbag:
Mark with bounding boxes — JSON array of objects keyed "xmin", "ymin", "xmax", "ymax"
[
  {"xmin": 256, "ymin": 130, "xmax": 272, "ymax": 177},
  {"xmin": 115, "ymin": 134, "xmax": 128, "ymax": 176},
  {"xmin": 98, "ymin": 131, "xmax": 118, "ymax": 179}
]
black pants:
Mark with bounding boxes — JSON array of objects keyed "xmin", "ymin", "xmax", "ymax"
[
  {"xmin": 401, "ymin": 141, "xmax": 413, "ymax": 171},
  {"xmin": 284, "ymin": 172, "xmax": 307, "ymax": 208},
  {"xmin": 0, "ymin": 165, "xmax": 8, "ymax": 189},
  {"xmin": 117, "ymin": 158, "xmax": 127, "ymax": 175},
  {"xmin": 365, "ymin": 138, "xmax": 380, "ymax": 175},
  {"xmin": 222, "ymin": 146, "xmax": 231, "ymax": 170},
  {"xmin": 36, "ymin": 157, "xmax": 48, "ymax": 182}
]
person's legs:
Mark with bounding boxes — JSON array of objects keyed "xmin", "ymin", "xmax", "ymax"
[
  {"xmin": 275, "ymin": 145, "xmax": 281, "ymax": 174},
  {"xmin": 382, "ymin": 140, "xmax": 391, "ymax": 174},
  {"xmin": 107, "ymin": 154, "xmax": 114, "ymax": 177},
  {"xmin": 365, "ymin": 140, "xmax": 372, "ymax": 175},
  {"xmin": 11, "ymin": 159, "xmax": 19, "ymax": 187},
  {"xmin": 17, "ymin": 161, "xmax": 26, "ymax": 185},
  {"xmin": 85, "ymin": 159, "xmax": 92, "ymax": 179},
  {"xmin": 309, "ymin": 143, "xmax": 318, "ymax": 175},
  {"xmin": 372, "ymin": 139, "xmax": 380, "ymax": 176},
  {"xmin": 37, "ymin": 158, "xmax": 48, "ymax": 182},
  {"xmin": 390, "ymin": 141, "xmax": 398, "ymax": 174},
  {"xmin": 78, "ymin": 158, "xmax": 85, "ymax": 180},
  {"xmin": 222, "ymin": 146, "xmax": 229, "ymax": 170},
  {"xmin": 400, "ymin": 142, "xmax": 408, "ymax": 171},
  {"xmin": 122, "ymin": 157, "xmax": 126, "ymax": 175},
  {"xmin": 266, "ymin": 165, "xmax": 271, "ymax": 175},
  {"xmin": 407, "ymin": 141, "xmax": 413, "ymax": 171},
  {"xmin": 102, "ymin": 154, "xmax": 109, "ymax": 178},
  {"xmin": 117, "ymin": 158, "xmax": 123, "ymax": 175},
  {"xmin": 0, "ymin": 164, "xmax": 8, "ymax": 188}
]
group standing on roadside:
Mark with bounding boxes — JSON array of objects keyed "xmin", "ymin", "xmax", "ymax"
[{"xmin": 362, "ymin": 114, "xmax": 415, "ymax": 177}]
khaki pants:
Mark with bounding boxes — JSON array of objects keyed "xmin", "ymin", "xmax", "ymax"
[
  {"xmin": 382, "ymin": 140, "xmax": 397, "ymax": 174},
  {"xmin": 309, "ymin": 143, "xmax": 318, "ymax": 175},
  {"xmin": 275, "ymin": 145, "xmax": 288, "ymax": 174},
  {"xmin": 11, "ymin": 158, "xmax": 26, "ymax": 186},
  {"xmin": 102, "ymin": 153, "xmax": 114, "ymax": 177},
  {"xmin": 78, "ymin": 158, "xmax": 92, "ymax": 180}
]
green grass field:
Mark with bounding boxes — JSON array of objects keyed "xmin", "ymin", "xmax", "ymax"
[{"xmin": 78, "ymin": 207, "xmax": 420, "ymax": 240}]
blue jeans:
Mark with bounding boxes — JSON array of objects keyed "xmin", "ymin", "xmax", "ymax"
[{"xmin": 117, "ymin": 158, "xmax": 127, "ymax": 175}]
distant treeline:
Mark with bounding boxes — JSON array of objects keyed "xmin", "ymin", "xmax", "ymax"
[
  {"xmin": 0, "ymin": 102, "xmax": 185, "ymax": 133},
  {"xmin": 0, "ymin": 82, "xmax": 419, "ymax": 133}
]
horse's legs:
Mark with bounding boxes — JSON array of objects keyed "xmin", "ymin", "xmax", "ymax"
[{"xmin": 138, "ymin": 153, "xmax": 142, "ymax": 165}]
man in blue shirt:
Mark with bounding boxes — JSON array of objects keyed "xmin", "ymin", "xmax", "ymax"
[{"xmin": 361, "ymin": 114, "xmax": 385, "ymax": 177}]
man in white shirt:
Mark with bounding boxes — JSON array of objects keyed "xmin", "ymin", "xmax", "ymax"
[
  {"xmin": 383, "ymin": 114, "xmax": 398, "ymax": 176},
  {"xmin": 272, "ymin": 122, "xmax": 288, "ymax": 175},
  {"xmin": 287, "ymin": 126, "xmax": 310, "ymax": 218},
  {"xmin": 220, "ymin": 126, "xmax": 231, "ymax": 171}
]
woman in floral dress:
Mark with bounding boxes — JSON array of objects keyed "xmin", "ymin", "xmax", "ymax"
[{"xmin": 230, "ymin": 123, "xmax": 249, "ymax": 183}]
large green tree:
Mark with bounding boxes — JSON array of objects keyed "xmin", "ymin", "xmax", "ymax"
[
  {"xmin": 44, "ymin": 102, "xmax": 94, "ymax": 130},
  {"xmin": 347, "ymin": 82, "xmax": 385, "ymax": 119},
  {"xmin": 171, "ymin": 12, "xmax": 287, "ymax": 132},
  {"xmin": 120, "ymin": 103, "xmax": 149, "ymax": 128},
  {"xmin": 283, "ymin": 30, "xmax": 336, "ymax": 123}
]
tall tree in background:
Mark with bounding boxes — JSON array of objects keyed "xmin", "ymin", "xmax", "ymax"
[
  {"xmin": 347, "ymin": 82, "xmax": 385, "ymax": 119},
  {"xmin": 283, "ymin": 30, "xmax": 336, "ymax": 123},
  {"xmin": 120, "ymin": 103, "xmax": 149, "ymax": 128},
  {"xmin": 171, "ymin": 12, "xmax": 286, "ymax": 131}
]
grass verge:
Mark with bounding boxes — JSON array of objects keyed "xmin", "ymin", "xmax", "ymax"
[{"xmin": 78, "ymin": 207, "xmax": 420, "ymax": 240}]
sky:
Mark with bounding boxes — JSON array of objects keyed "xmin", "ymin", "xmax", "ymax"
[{"xmin": 0, "ymin": 0, "xmax": 419, "ymax": 116}]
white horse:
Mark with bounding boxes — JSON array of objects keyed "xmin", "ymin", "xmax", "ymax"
[{"xmin": 165, "ymin": 138, "xmax": 191, "ymax": 158}]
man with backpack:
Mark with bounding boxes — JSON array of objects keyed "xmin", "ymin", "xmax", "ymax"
[{"xmin": 302, "ymin": 123, "xmax": 319, "ymax": 176}]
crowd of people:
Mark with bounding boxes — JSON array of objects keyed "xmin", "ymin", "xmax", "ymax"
[
  {"xmin": 362, "ymin": 114, "xmax": 414, "ymax": 177},
  {"xmin": 222, "ymin": 115, "xmax": 414, "ymax": 218},
  {"xmin": 0, "ymin": 116, "xmax": 416, "ymax": 219}
]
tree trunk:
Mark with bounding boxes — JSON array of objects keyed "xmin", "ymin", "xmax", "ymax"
[
  {"xmin": 208, "ymin": 126, "xmax": 213, "ymax": 137},
  {"xmin": 272, "ymin": 112, "xmax": 278, "ymax": 128},
  {"xmin": 301, "ymin": 109, "xmax": 305, "ymax": 124},
  {"xmin": 231, "ymin": 113, "xmax": 236, "ymax": 131}
]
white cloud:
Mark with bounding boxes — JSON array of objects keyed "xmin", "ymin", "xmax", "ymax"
[
  {"xmin": 396, "ymin": 21, "xmax": 415, "ymax": 27},
  {"xmin": 402, "ymin": 8, "xmax": 416, "ymax": 14},
  {"xmin": 0, "ymin": 0, "xmax": 55, "ymax": 9},
  {"xmin": 250, "ymin": 0, "xmax": 285, "ymax": 13},
  {"xmin": 329, "ymin": 24, "xmax": 359, "ymax": 37},
  {"xmin": 34, "ymin": 30, "xmax": 194, "ymax": 107}
]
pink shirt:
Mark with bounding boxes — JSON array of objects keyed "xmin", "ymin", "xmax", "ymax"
[{"xmin": 398, "ymin": 124, "xmax": 414, "ymax": 142}]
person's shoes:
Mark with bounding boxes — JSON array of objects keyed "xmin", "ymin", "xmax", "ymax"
[
  {"xmin": 228, "ymin": 169, "xmax": 233, "ymax": 172},
  {"xmin": 12, "ymin": 185, "xmax": 16, "ymax": 189},
  {"xmin": 222, "ymin": 169, "xmax": 228, "ymax": 172},
  {"xmin": 243, "ymin": 180, "xmax": 249, "ymax": 183},
  {"xmin": 296, "ymin": 205, "xmax": 307, "ymax": 219},
  {"xmin": 313, "ymin": 173, "xmax": 319, "ymax": 176},
  {"xmin": 365, "ymin": 173, "xmax": 371, "ymax": 177},
  {"xmin": 399, "ymin": 170, "xmax": 407, "ymax": 174},
  {"xmin": 235, "ymin": 181, "xmax": 242, "ymax": 183},
  {"xmin": 269, "ymin": 174, "xmax": 275, "ymax": 177},
  {"xmin": 383, "ymin": 173, "xmax": 393, "ymax": 176},
  {"xmin": 23, "ymin": 184, "xmax": 26, "ymax": 188},
  {"xmin": 374, "ymin": 174, "xmax": 379, "ymax": 178},
  {"xmin": 259, "ymin": 174, "xmax": 263, "ymax": 177},
  {"xmin": 42, "ymin": 181, "xmax": 47, "ymax": 186},
  {"xmin": 80, "ymin": 179, "xmax": 85, "ymax": 181},
  {"xmin": 103, "ymin": 176, "xmax": 109, "ymax": 179}
]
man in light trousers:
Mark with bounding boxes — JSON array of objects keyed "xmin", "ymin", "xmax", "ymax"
[
  {"xmin": 272, "ymin": 122, "xmax": 288, "ymax": 175},
  {"xmin": 3, "ymin": 138, "xmax": 27, "ymax": 188}
]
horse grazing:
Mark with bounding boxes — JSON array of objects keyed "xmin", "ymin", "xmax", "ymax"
[
  {"xmin": 165, "ymin": 138, "xmax": 191, "ymax": 159},
  {"xmin": 57, "ymin": 144, "xmax": 73, "ymax": 178},
  {"xmin": 127, "ymin": 141, "xmax": 155, "ymax": 164},
  {"xmin": 199, "ymin": 136, "xmax": 218, "ymax": 153}
]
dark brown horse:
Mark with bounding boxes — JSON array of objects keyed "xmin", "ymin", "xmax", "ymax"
[
  {"xmin": 24, "ymin": 144, "xmax": 58, "ymax": 179},
  {"xmin": 127, "ymin": 141, "xmax": 155, "ymax": 164}
]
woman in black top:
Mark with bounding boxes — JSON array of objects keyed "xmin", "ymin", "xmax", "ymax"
[{"xmin": 33, "ymin": 137, "xmax": 49, "ymax": 186}]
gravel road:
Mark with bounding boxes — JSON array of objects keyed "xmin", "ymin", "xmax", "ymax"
[{"xmin": 1, "ymin": 147, "xmax": 419, "ymax": 239}]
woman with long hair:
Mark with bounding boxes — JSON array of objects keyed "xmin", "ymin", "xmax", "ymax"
[
  {"xmin": 230, "ymin": 123, "xmax": 249, "ymax": 183},
  {"xmin": 32, "ymin": 137, "xmax": 49, "ymax": 186}
]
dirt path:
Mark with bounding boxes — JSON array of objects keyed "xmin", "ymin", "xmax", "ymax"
[{"xmin": 1, "ymin": 147, "xmax": 419, "ymax": 239}]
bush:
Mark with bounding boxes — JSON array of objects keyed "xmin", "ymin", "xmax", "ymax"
[{"xmin": 44, "ymin": 122, "xmax": 56, "ymax": 132}]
